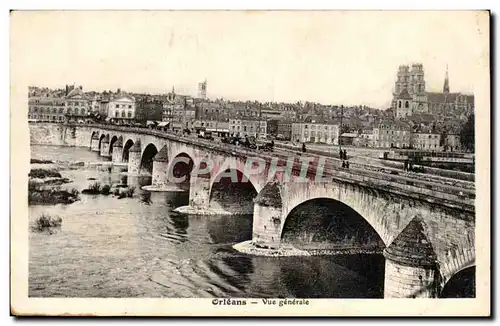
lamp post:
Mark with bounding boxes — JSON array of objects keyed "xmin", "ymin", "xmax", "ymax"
[{"xmin": 339, "ymin": 105, "xmax": 344, "ymax": 157}]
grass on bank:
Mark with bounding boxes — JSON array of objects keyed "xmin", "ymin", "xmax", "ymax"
[
  {"xmin": 28, "ymin": 181, "xmax": 80, "ymax": 205},
  {"xmin": 29, "ymin": 168, "xmax": 61, "ymax": 179},
  {"xmin": 83, "ymin": 182, "xmax": 134, "ymax": 198},
  {"xmin": 30, "ymin": 159, "xmax": 54, "ymax": 164},
  {"xmin": 31, "ymin": 213, "xmax": 62, "ymax": 233}
]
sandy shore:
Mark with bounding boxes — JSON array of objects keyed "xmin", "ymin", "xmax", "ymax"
[
  {"xmin": 233, "ymin": 240, "xmax": 312, "ymax": 257},
  {"xmin": 173, "ymin": 205, "xmax": 252, "ymax": 216},
  {"xmin": 142, "ymin": 185, "xmax": 187, "ymax": 192}
]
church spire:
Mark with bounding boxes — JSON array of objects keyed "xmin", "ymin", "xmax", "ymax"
[{"xmin": 443, "ymin": 64, "xmax": 450, "ymax": 94}]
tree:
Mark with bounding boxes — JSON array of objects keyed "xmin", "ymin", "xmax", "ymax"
[{"xmin": 459, "ymin": 114, "xmax": 475, "ymax": 152}]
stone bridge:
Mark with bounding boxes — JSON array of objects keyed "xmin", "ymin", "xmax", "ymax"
[{"xmin": 30, "ymin": 123, "xmax": 476, "ymax": 299}]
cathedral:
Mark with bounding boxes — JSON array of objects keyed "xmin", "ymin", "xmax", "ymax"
[{"xmin": 392, "ymin": 63, "xmax": 474, "ymax": 120}]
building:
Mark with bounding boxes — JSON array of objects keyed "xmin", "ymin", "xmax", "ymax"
[
  {"xmin": 355, "ymin": 130, "xmax": 374, "ymax": 147},
  {"xmin": 257, "ymin": 120, "xmax": 267, "ymax": 139},
  {"xmin": 280, "ymin": 104, "xmax": 298, "ymax": 120},
  {"xmin": 89, "ymin": 95, "xmax": 101, "ymax": 114},
  {"xmin": 412, "ymin": 131, "xmax": 442, "ymax": 151},
  {"xmin": 229, "ymin": 118, "xmax": 242, "ymax": 136},
  {"xmin": 28, "ymin": 91, "xmax": 66, "ymax": 122},
  {"xmin": 98, "ymin": 97, "xmax": 110, "ymax": 118},
  {"xmin": 395, "ymin": 88, "xmax": 413, "ymax": 119},
  {"xmin": 445, "ymin": 133, "xmax": 461, "ymax": 151},
  {"xmin": 372, "ymin": 121, "xmax": 411, "ymax": 148},
  {"xmin": 267, "ymin": 119, "xmax": 279, "ymax": 136},
  {"xmin": 339, "ymin": 133, "xmax": 359, "ymax": 146},
  {"xmin": 197, "ymin": 79, "xmax": 207, "ymax": 99},
  {"xmin": 162, "ymin": 89, "xmax": 196, "ymax": 131},
  {"xmin": 291, "ymin": 122, "xmax": 340, "ymax": 145},
  {"xmin": 107, "ymin": 93, "xmax": 136, "ymax": 124},
  {"xmin": 276, "ymin": 120, "xmax": 292, "ymax": 140},
  {"xmin": 232, "ymin": 102, "xmax": 261, "ymax": 118},
  {"xmin": 392, "ymin": 64, "xmax": 474, "ymax": 120},
  {"xmin": 197, "ymin": 120, "xmax": 229, "ymax": 137},
  {"xmin": 64, "ymin": 85, "xmax": 90, "ymax": 122},
  {"xmin": 260, "ymin": 107, "xmax": 282, "ymax": 120},
  {"xmin": 135, "ymin": 97, "xmax": 163, "ymax": 123},
  {"xmin": 229, "ymin": 117, "xmax": 266, "ymax": 138},
  {"xmin": 196, "ymin": 101, "xmax": 225, "ymax": 120},
  {"xmin": 241, "ymin": 118, "xmax": 266, "ymax": 138}
]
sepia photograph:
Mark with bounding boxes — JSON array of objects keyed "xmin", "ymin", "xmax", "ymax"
[{"xmin": 9, "ymin": 9, "xmax": 490, "ymax": 317}]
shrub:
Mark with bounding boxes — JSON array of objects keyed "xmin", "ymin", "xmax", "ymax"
[
  {"xmin": 116, "ymin": 186, "xmax": 135, "ymax": 199},
  {"xmin": 89, "ymin": 182, "xmax": 101, "ymax": 192},
  {"xmin": 70, "ymin": 188, "xmax": 79, "ymax": 197},
  {"xmin": 126, "ymin": 186, "xmax": 135, "ymax": 197},
  {"xmin": 28, "ymin": 183, "xmax": 79, "ymax": 205},
  {"xmin": 31, "ymin": 213, "xmax": 62, "ymax": 232},
  {"xmin": 30, "ymin": 159, "xmax": 53, "ymax": 164},
  {"xmin": 28, "ymin": 180, "xmax": 40, "ymax": 192},
  {"xmin": 29, "ymin": 168, "xmax": 62, "ymax": 179},
  {"xmin": 100, "ymin": 184, "xmax": 111, "ymax": 195}
]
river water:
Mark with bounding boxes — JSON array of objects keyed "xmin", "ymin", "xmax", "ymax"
[{"xmin": 29, "ymin": 145, "xmax": 385, "ymax": 298}]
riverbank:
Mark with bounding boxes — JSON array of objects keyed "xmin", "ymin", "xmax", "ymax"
[
  {"xmin": 28, "ymin": 164, "xmax": 80, "ymax": 205},
  {"xmin": 28, "ymin": 180, "xmax": 80, "ymax": 205},
  {"xmin": 174, "ymin": 205, "xmax": 252, "ymax": 216},
  {"xmin": 142, "ymin": 185, "xmax": 187, "ymax": 192}
]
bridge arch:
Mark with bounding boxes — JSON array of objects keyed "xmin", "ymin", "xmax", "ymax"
[
  {"xmin": 440, "ymin": 265, "xmax": 476, "ymax": 298},
  {"xmin": 438, "ymin": 247, "xmax": 475, "ymax": 297},
  {"xmin": 122, "ymin": 139, "xmax": 135, "ymax": 163},
  {"xmin": 140, "ymin": 143, "xmax": 159, "ymax": 174},
  {"xmin": 281, "ymin": 182, "xmax": 395, "ymax": 246},
  {"xmin": 208, "ymin": 165, "xmax": 258, "ymax": 215},
  {"xmin": 169, "ymin": 152, "xmax": 195, "ymax": 190},
  {"xmin": 281, "ymin": 197, "xmax": 386, "ymax": 252}
]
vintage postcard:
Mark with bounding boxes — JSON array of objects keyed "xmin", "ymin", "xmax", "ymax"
[{"xmin": 10, "ymin": 10, "xmax": 490, "ymax": 316}]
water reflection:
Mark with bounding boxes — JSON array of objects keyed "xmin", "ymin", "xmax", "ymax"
[
  {"xmin": 279, "ymin": 255, "xmax": 384, "ymax": 298},
  {"xmin": 205, "ymin": 215, "xmax": 253, "ymax": 244}
]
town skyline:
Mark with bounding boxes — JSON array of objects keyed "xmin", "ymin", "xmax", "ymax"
[{"xmin": 13, "ymin": 11, "xmax": 483, "ymax": 108}]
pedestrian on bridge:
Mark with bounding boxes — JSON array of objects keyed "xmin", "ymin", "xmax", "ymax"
[
  {"xmin": 346, "ymin": 161, "xmax": 350, "ymax": 169},
  {"xmin": 302, "ymin": 143, "xmax": 306, "ymax": 153},
  {"xmin": 343, "ymin": 149, "xmax": 347, "ymax": 160},
  {"xmin": 339, "ymin": 148, "xmax": 343, "ymax": 160},
  {"xmin": 342, "ymin": 161, "xmax": 346, "ymax": 168}
]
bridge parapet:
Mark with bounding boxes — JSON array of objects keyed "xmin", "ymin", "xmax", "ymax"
[{"xmin": 62, "ymin": 123, "xmax": 475, "ymax": 211}]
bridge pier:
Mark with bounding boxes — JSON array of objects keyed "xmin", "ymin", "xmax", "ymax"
[
  {"xmin": 152, "ymin": 147, "xmax": 169, "ymax": 187},
  {"xmin": 111, "ymin": 138, "xmax": 123, "ymax": 163},
  {"xmin": 100, "ymin": 135, "xmax": 111, "ymax": 157},
  {"xmin": 127, "ymin": 140, "xmax": 142, "ymax": 175},
  {"xmin": 90, "ymin": 134, "xmax": 100, "ymax": 152},
  {"xmin": 251, "ymin": 182, "xmax": 283, "ymax": 249},
  {"xmin": 189, "ymin": 174, "xmax": 211, "ymax": 209},
  {"xmin": 383, "ymin": 217, "xmax": 439, "ymax": 298}
]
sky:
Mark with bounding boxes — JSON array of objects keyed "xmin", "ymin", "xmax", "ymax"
[{"xmin": 11, "ymin": 10, "xmax": 489, "ymax": 108}]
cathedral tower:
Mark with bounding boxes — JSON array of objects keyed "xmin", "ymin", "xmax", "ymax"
[
  {"xmin": 394, "ymin": 65, "xmax": 410, "ymax": 95},
  {"xmin": 443, "ymin": 65, "xmax": 450, "ymax": 94},
  {"xmin": 410, "ymin": 63, "xmax": 425, "ymax": 95}
]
